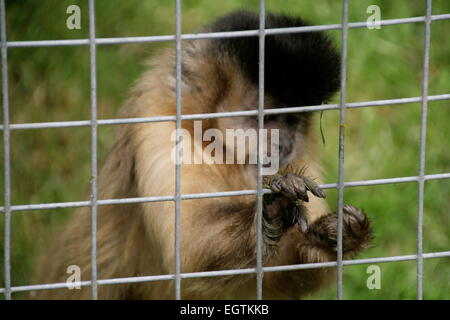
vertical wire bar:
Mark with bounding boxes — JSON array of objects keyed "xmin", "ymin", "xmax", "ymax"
[
  {"xmin": 174, "ymin": 0, "xmax": 182, "ymax": 300},
  {"xmin": 417, "ymin": 0, "xmax": 432, "ymax": 300},
  {"xmin": 336, "ymin": 0, "xmax": 349, "ymax": 300},
  {"xmin": 0, "ymin": 0, "xmax": 11, "ymax": 300},
  {"xmin": 255, "ymin": 0, "xmax": 266, "ymax": 300},
  {"xmin": 88, "ymin": 0, "xmax": 98, "ymax": 300}
]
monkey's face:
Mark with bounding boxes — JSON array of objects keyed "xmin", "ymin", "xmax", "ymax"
[{"xmin": 214, "ymin": 88, "xmax": 306, "ymax": 173}]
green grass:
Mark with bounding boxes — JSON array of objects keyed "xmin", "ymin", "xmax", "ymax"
[{"xmin": 1, "ymin": 0, "xmax": 449, "ymax": 299}]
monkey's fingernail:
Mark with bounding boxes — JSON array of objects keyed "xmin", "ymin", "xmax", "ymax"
[
  {"xmin": 344, "ymin": 204, "xmax": 366, "ymax": 223},
  {"xmin": 313, "ymin": 188, "xmax": 326, "ymax": 199},
  {"xmin": 298, "ymin": 216, "xmax": 308, "ymax": 233}
]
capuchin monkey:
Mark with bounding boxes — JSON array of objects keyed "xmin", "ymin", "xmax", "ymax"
[{"xmin": 32, "ymin": 10, "xmax": 372, "ymax": 299}]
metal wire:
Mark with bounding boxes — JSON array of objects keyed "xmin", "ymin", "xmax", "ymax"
[
  {"xmin": 416, "ymin": 0, "xmax": 433, "ymax": 300},
  {"xmin": 255, "ymin": 0, "xmax": 265, "ymax": 300},
  {"xmin": 0, "ymin": 172, "xmax": 449, "ymax": 213},
  {"xmin": 0, "ymin": 0, "xmax": 11, "ymax": 301},
  {"xmin": 88, "ymin": 0, "xmax": 98, "ymax": 300},
  {"xmin": 336, "ymin": 0, "xmax": 349, "ymax": 300},
  {"xmin": 5, "ymin": 14, "xmax": 450, "ymax": 48},
  {"xmin": 1, "ymin": 1, "xmax": 449, "ymax": 300},
  {"xmin": 2, "ymin": 250, "xmax": 449, "ymax": 295},
  {"xmin": 2, "ymin": 93, "xmax": 449, "ymax": 131},
  {"xmin": 174, "ymin": 0, "xmax": 182, "ymax": 300}
]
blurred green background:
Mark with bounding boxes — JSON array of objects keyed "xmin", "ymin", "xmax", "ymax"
[{"xmin": 0, "ymin": 0, "xmax": 449, "ymax": 299}]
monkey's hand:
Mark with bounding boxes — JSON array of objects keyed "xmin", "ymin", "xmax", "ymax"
[
  {"xmin": 264, "ymin": 172, "xmax": 325, "ymax": 202},
  {"xmin": 262, "ymin": 172, "xmax": 326, "ymax": 246},
  {"xmin": 305, "ymin": 204, "xmax": 373, "ymax": 258}
]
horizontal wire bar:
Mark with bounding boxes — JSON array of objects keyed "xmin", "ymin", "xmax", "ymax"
[
  {"xmin": 2, "ymin": 250, "xmax": 449, "ymax": 294},
  {"xmin": 6, "ymin": 14, "xmax": 450, "ymax": 48},
  {"xmin": 2, "ymin": 93, "xmax": 450, "ymax": 131},
  {"xmin": 1, "ymin": 172, "xmax": 449, "ymax": 213}
]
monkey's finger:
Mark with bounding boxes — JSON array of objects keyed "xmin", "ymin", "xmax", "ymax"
[
  {"xmin": 285, "ymin": 173, "xmax": 309, "ymax": 202},
  {"xmin": 268, "ymin": 177, "xmax": 283, "ymax": 193},
  {"xmin": 302, "ymin": 176, "xmax": 326, "ymax": 199},
  {"xmin": 275, "ymin": 178, "xmax": 297, "ymax": 200},
  {"xmin": 270, "ymin": 179, "xmax": 297, "ymax": 199}
]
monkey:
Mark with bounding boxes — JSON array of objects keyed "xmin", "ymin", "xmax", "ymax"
[{"xmin": 32, "ymin": 10, "xmax": 372, "ymax": 299}]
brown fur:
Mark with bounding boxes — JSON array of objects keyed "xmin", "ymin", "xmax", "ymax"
[{"xmin": 32, "ymin": 39, "xmax": 371, "ymax": 300}]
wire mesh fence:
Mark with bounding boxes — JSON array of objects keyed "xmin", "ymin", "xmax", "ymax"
[{"xmin": 1, "ymin": 0, "xmax": 450, "ymax": 300}]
